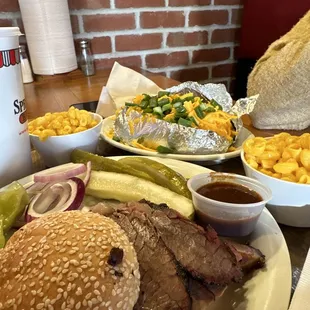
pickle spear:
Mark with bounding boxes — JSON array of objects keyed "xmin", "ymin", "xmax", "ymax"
[
  {"xmin": 71, "ymin": 149, "xmax": 155, "ymax": 182},
  {"xmin": 118, "ymin": 157, "xmax": 191, "ymax": 199},
  {"xmin": 86, "ymin": 171, "xmax": 194, "ymax": 219}
]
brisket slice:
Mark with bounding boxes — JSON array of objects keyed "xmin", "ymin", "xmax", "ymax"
[
  {"xmin": 145, "ymin": 202, "xmax": 243, "ymax": 285},
  {"xmin": 224, "ymin": 241, "xmax": 265, "ymax": 272},
  {"xmin": 110, "ymin": 208, "xmax": 192, "ymax": 310}
]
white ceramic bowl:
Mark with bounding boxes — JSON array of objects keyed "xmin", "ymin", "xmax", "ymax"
[
  {"xmin": 187, "ymin": 172, "xmax": 272, "ymax": 237},
  {"xmin": 241, "ymin": 150, "xmax": 310, "ymax": 227},
  {"xmin": 30, "ymin": 113, "xmax": 103, "ymax": 167}
]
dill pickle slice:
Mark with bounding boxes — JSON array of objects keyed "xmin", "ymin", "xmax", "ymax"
[
  {"xmin": 70, "ymin": 149, "xmax": 155, "ymax": 182},
  {"xmin": 118, "ymin": 157, "xmax": 191, "ymax": 199}
]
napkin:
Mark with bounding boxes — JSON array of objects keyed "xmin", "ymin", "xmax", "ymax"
[
  {"xmin": 96, "ymin": 62, "xmax": 162, "ymax": 118},
  {"xmin": 18, "ymin": 0, "xmax": 77, "ymax": 75},
  {"xmin": 289, "ymin": 247, "xmax": 310, "ymax": 310}
]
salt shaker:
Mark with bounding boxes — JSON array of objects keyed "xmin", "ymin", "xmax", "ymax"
[
  {"xmin": 19, "ymin": 45, "xmax": 33, "ymax": 83},
  {"xmin": 79, "ymin": 40, "xmax": 95, "ymax": 76}
]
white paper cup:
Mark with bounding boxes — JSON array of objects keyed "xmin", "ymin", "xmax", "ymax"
[{"xmin": 0, "ymin": 27, "xmax": 32, "ymax": 187}]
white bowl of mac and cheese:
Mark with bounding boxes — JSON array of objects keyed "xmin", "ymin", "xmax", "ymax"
[
  {"xmin": 241, "ymin": 133, "xmax": 310, "ymax": 227},
  {"xmin": 29, "ymin": 109, "xmax": 103, "ymax": 167}
]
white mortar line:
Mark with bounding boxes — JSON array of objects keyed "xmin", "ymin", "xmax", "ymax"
[
  {"xmin": 110, "ymin": 0, "xmax": 115, "ymax": 9},
  {"xmin": 70, "ymin": 5, "xmax": 242, "ymax": 15},
  {"xmin": 184, "ymin": 9, "xmax": 189, "ymax": 28},
  {"xmin": 77, "ymin": 15, "xmax": 84, "ymax": 33},
  {"xmin": 165, "ymin": 0, "xmax": 169, "ymax": 6},
  {"xmin": 111, "ymin": 36, "xmax": 116, "ymax": 53},
  {"xmin": 188, "ymin": 50, "xmax": 193, "ymax": 65},
  {"xmin": 141, "ymin": 54, "xmax": 146, "ymax": 68},
  {"xmin": 73, "ymin": 25, "xmax": 240, "ymax": 38},
  {"xmin": 228, "ymin": 8, "xmax": 232, "ymax": 24},
  {"xmin": 135, "ymin": 12, "xmax": 140, "ymax": 29}
]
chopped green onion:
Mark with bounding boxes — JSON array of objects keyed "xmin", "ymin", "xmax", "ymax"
[
  {"xmin": 194, "ymin": 106, "xmax": 205, "ymax": 119},
  {"xmin": 125, "ymin": 102, "xmax": 140, "ymax": 107},
  {"xmin": 112, "ymin": 136, "xmax": 121, "ymax": 142},
  {"xmin": 188, "ymin": 116, "xmax": 199, "ymax": 126},
  {"xmin": 181, "ymin": 96, "xmax": 194, "ymax": 103},
  {"xmin": 175, "ymin": 106, "xmax": 186, "ymax": 113},
  {"xmin": 210, "ymin": 99, "xmax": 223, "ymax": 110},
  {"xmin": 142, "ymin": 93, "xmax": 151, "ymax": 100},
  {"xmin": 143, "ymin": 108, "xmax": 153, "ymax": 113},
  {"xmin": 140, "ymin": 100, "xmax": 149, "ymax": 109},
  {"xmin": 158, "ymin": 98, "xmax": 170, "ymax": 106},
  {"xmin": 205, "ymin": 106, "xmax": 216, "ymax": 113},
  {"xmin": 153, "ymin": 106, "xmax": 163, "ymax": 116},
  {"xmin": 162, "ymin": 103, "xmax": 172, "ymax": 112},
  {"xmin": 149, "ymin": 97, "xmax": 158, "ymax": 108},
  {"xmin": 158, "ymin": 91, "xmax": 170, "ymax": 97},
  {"xmin": 178, "ymin": 117, "xmax": 193, "ymax": 127},
  {"xmin": 199, "ymin": 102, "xmax": 208, "ymax": 111},
  {"xmin": 157, "ymin": 145, "xmax": 173, "ymax": 154},
  {"xmin": 137, "ymin": 137, "xmax": 145, "ymax": 144},
  {"xmin": 173, "ymin": 102, "xmax": 183, "ymax": 108}
]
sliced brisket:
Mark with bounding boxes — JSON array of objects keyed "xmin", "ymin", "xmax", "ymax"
[
  {"xmin": 110, "ymin": 207, "xmax": 192, "ymax": 310},
  {"xmin": 147, "ymin": 204, "xmax": 243, "ymax": 285}
]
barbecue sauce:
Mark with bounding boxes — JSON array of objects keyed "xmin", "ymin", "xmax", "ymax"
[
  {"xmin": 196, "ymin": 182, "xmax": 263, "ymax": 237},
  {"xmin": 197, "ymin": 182, "xmax": 262, "ymax": 204}
]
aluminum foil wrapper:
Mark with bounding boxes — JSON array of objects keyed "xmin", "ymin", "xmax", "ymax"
[{"xmin": 114, "ymin": 82, "xmax": 259, "ymax": 155}]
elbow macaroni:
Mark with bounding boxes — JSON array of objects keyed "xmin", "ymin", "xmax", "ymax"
[
  {"xmin": 28, "ymin": 107, "xmax": 99, "ymax": 141},
  {"xmin": 244, "ymin": 133, "xmax": 310, "ymax": 184}
]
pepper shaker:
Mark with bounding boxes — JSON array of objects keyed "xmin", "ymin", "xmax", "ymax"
[{"xmin": 79, "ymin": 40, "xmax": 95, "ymax": 76}]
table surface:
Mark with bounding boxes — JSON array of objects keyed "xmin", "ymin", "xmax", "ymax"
[{"xmin": 26, "ymin": 69, "xmax": 310, "ymax": 291}]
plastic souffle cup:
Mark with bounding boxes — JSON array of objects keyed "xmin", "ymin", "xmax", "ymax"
[{"xmin": 187, "ymin": 173, "xmax": 272, "ymax": 237}]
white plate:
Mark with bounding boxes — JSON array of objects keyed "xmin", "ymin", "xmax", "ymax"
[
  {"xmin": 100, "ymin": 116, "xmax": 254, "ymax": 163},
  {"xmin": 14, "ymin": 157, "xmax": 291, "ymax": 310}
]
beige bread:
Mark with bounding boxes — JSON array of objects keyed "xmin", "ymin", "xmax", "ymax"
[
  {"xmin": 0, "ymin": 211, "xmax": 140, "ymax": 310},
  {"xmin": 247, "ymin": 10, "xmax": 310, "ymax": 130}
]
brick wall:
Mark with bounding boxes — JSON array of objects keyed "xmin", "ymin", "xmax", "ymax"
[{"xmin": 0, "ymin": 0, "xmax": 242, "ymax": 91}]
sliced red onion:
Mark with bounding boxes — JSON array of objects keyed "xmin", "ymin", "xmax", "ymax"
[
  {"xmin": 33, "ymin": 163, "xmax": 87, "ymax": 183},
  {"xmin": 25, "ymin": 177, "xmax": 85, "ymax": 222},
  {"xmin": 77, "ymin": 161, "xmax": 92, "ymax": 186}
]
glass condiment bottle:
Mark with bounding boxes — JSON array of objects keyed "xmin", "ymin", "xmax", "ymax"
[
  {"xmin": 19, "ymin": 45, "xmax": 33, "ymax": 83},
  {"xmin": 79, "ymin": 40, "xmax": 95, "ymax": 76}
]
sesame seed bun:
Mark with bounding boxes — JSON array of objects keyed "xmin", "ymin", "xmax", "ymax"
[{"xmin": 0, "ymin": 211, "xmax": 140, "ymax": 310}]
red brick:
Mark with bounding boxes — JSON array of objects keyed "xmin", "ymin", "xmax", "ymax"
[
  {"xmin": 68, "ymin": 0, "xmax": 110, "ymax": 10},
  {"xmin": 189, "ymin": 10, "xmax": 229, "ymax": 26},
  {"xmin": 91, "ymin": 36, "xmax": 112, "ymax": 54},
  {"xmin": 212, "ymin": 63, "xmax": 236, "ymax": 78},
  {"xmin": 70, "ymin": 15, "xmax": 79, "ymax": 34},
  {"xmin": 0, "ymin": 0, "xmax": 19, "ymax": 12},
  {"xmin": 115, "ymin": 0, "xmax": 164, "ymax": 8},
  {"xmin": 146, "ymin": 52, "xmax": 189, "ymax": 68},
  {"xmin": 167, "ymin": 31, "xmax": 208, "ymax": 47},
  {"xmin": 169, "ymin": 0, "xmax": 211, "ymax": 6},
  {"xmin": 140, "ymin": 12, "xmax": 184, "ymax": 28},
  {"xmin": 170, "ymin": 67, "xmax": 209, "ymax": 82},
  {"xmin": 232, "ymin": 8, "xmax": 243, "ymax": 25},
  {"xmin": 83, "ymin": 14, "xmax": 135, "ymax": 32},
  {"xmin": 192, "ymin": 48, "xmax": 230, "ymax": 63},
  {"xmin": 95, "ymin": 56, "xmax": 142, "ymax": 69},
  {"xmin": 214, "ymin": 0, "xmax": 242, "ymax": 4},
  {"xmin": 115, "ymin": 34, "xmax": 162, "ymax": 51},
  {"xmin": 0, "ymin": 19, "xmax": 13, "ymax": 27},
  {"xmin": 211, "ymin": 28, "xmax": 240, "ymax": 43}
]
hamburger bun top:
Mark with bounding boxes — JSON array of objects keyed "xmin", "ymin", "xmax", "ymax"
[{"xmin": 0, "ymin": 211, "xmax": 140, "ymax": 310}]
